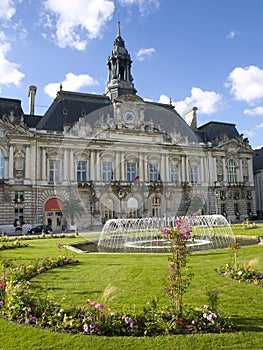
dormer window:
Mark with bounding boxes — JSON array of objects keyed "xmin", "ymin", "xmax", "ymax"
[{"xmin": 62, "ymin": 108, "xmax": 68, "ymax": 116}]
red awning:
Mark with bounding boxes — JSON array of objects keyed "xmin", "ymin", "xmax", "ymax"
[{"xmin": 44, "ymin": 198, "xmax": 64, "ymax": 211}]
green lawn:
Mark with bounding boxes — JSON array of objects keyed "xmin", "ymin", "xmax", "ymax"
[{"xmin": 0, "ymin": 234, "xmax": 262, "ymax": 350}]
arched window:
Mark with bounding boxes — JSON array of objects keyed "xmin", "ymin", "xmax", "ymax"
[
  {"xmin": 227, "ymin": 160, "xmax": 237, "ymax": 184},
  {"xmin": 0, "ymin": 149, "xmax": 4, "ymax": 178},
  {"xmin": 127, "ymin": 197, "xmax": 138, "ymax": 218}
]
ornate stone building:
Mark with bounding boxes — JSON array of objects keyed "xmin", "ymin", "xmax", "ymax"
[
  {"xmin": 253, "ymin": 148, "xmax": 263, "ymax": 219},
  {"xmin": 0, "ymin": 25, "xmax": 256, "ymax": 230}
]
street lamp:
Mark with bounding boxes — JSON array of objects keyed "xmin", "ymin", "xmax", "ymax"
[
  {"xmin": 89, "ymin": 189, "xmax": 96, "ymax": 230},
  {"xmin": 117, "ymin": 188, "xmax": 126, "ymax": 218}
]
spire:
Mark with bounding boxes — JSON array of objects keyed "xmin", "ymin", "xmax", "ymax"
[
  {"xmin": 118, "ymin": 20, "xmax": 121, "ymax": 37},
  {"xmin": 104, "ymin": 22, "xmax": 137, "ymax": 100}
]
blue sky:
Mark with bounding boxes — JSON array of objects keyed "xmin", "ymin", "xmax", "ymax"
[{"xmin": 1, "ymin": 0, "xmax": 263, "ymax": 149}]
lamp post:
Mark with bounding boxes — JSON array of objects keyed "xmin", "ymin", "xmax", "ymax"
[
  {"xmin": 89, "ymin": 189, "xmax": 96, "ymax": 230},
  {"xmin": 117, "ymin": 188, "xmax": 126, "ymax": 218}
]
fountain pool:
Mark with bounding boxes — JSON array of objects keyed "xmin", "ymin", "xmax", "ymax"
[{"xmin": 97, "ymin": 215, "xmax": 236, "ymax": 253}]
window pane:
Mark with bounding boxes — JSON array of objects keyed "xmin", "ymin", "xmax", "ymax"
[
  {"xmin": 49, "ymin": 160, "xmax": 60, "ymax": 183},
  {"xmin": 190, "ymin": 165, "xmax": 198, "ymax": 184},
  {"xmin": 77, "ymin": 161, "xmax": 87, "ymax": 182},
  {"xmin": 227, "ymin": 160, "xmax": 237, "ymax": 183},
  {"xmin": 127, "ymin": 162, "xmax": 136, "ymax": 181},
  {"xmin": 149, "ymin": 163, "xmax": 158, "ymax": 181},
  {"xmin": 102, "ymin": 162, "xmax": 113, "ymax": 181},
  {"xmin": 171, "ymin": 164, "xmax": 178, "ymax": 182}
]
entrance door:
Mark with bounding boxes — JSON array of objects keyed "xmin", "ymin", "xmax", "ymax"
[{"xmin": 44, "ymin": 198, "xmax": 64, "ymax": 231}]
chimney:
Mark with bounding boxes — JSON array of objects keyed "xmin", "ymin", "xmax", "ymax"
[
  {"xmin": 185, "ymin": 106, "xmax": 197, "ymax": 130},
  {"xmin": 28, "ymin": 85, "xmax": 37, "ymax": 115}
]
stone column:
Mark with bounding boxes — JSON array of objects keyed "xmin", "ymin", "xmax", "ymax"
[
  {"xmin": 121, "ymin": 153, "xmax": 125, "ymax": 181},
  {"xmin": 200, "ymin": 157, "xmax": 205, "ymax": 185},
  {"xmin": 115, "ymin": 151, "xmax": 120, "ymax": 180},
  {"xmin": 139, "ymin": 153, "xmax": 144, "ymax": 181},
  {"xmin": 248, "ymin": 158, "xmax": 253, "ymax": 184},
  {"xmin": 41, "ymin": 147, "xmax": 46, "ymax": 181},
  {"xmin": 213, "ymin": 157, "xmax": 217, "ymax": 183},
  {"xmin": 63, "ymin": 149, "xmax": 68, "ymax": 181},
  {"xmin": 161, "ymin": 153, "xmax": 165, "ymax": 180},
  {"xmin": 181, "ymin": 155, "xmax": 185, "ymax": 182},
  {"xmin": 70, "ymin": 150, "xmax": 74, "ymax": 181},
  {"xmin": 222, "ymin": 158, "xmax": 227, "ymax": 184},
  {"xmin": 239, "ymin": 159, "xmax": 243, "ymax": 183},
  {"xmin": 144, "ymin": 154, "xmax": 148, "ymax": 181},
  {"xmin": 8, "ymin": 144, "xmax": 13, "ymax": 179},
  {"xmin": 90, "ymin": 151, "xmax": 94, "ymax": 181},
  {"xmin": 185, "ymin": 156, "xmax": 189, "ymax": 182},
  {"xmin": 25, "ymin": 145, "xmax": 30, "ymax": 179},
  {"xmin": 96, "ymin": 151, "xmax": 100, "ymax": 181}
]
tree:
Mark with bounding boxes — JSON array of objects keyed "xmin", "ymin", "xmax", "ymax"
[{"xmin": 63, "ymin": 197, "xmax": 84, "ymax": 226}]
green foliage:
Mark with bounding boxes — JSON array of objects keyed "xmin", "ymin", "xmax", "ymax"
[{"xmin": 217, "ymin": 245, "xmax": 263, "ymax": 286}]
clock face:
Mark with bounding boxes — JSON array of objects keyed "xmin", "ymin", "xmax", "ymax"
[{"xmin": 124, "ymin": 111, "xmax": 135, "ymax": 123}]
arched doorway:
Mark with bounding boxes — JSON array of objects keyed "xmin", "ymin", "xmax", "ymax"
[{"xmin": 44, "ymin": 198, "xmax": 64, "ymax": 231}]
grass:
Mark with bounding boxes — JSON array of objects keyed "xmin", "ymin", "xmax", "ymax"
[
  {"xmin": 0, "ymin": 234, "xmax": 262, "ymax": 349},
  {"xmin": 231, "ymin": 223, "xmax": 263, "ymax": 236}
]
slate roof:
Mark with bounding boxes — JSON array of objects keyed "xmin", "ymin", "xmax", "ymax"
[
  {"xmin": 253, "ymin": 148, "xmax": 263, "ymax": 172},
  {"xmin": 36, "ymin": 90, "xmax": 111, "ymax": 131},
  {"xmin": 144, "ymin": 102, "xmax": 199, "ymax": 142},
  {"xmin": 24, "ymin": 114, "xmax": 42, "ymax": 128},
  {"xmin": 197, "ymin": 121, "xmax": 239, "ymax": 143},
  {"xmin": 0, "ymin": 97, "xmax": 24, "ymax": 117}
]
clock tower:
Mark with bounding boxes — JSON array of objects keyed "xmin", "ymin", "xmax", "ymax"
[{"xmin": 104, "ymin": 22, "xmax": 137, "ymax": 101}]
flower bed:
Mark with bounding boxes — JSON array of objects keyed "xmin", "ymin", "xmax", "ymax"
[{"xmin": 0, "ymin": 219, "xmax": 235, "ymax": 336}]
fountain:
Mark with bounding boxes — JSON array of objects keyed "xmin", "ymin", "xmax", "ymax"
[{"xmin": 97, "ymin": 215, "xmax": 236, "ymax": 253}]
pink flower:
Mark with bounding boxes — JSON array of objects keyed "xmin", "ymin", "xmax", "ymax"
[
  {"xmin": 83, "ymin": 323, "xmax": 89, "ymax": 332},
  {"xmin": 95, "ymin": 303, "xmax": 104, "ymax": 311},
  {"xmin": 170, "ymin": 264, "xmax": 175, "ymax": 271},
  {"xmin": 89, "ymin": 322, "xmax": 96, "ymax": 329}
]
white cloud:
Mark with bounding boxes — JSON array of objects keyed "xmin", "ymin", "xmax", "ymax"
[
  {"xmin": 161, "ymin": 87, "xmax": 222, "ymax": 116},
  {"xmin": 244, "ymin": 106, "xmax": 263, "ymax": 116},
  {"xmin": 118, "ymin": 0, "xmax": 160, "ymax": 15},
  {"xmin": 0, "ymin": 31, "xmax": 25, "ymax": 86},
  {"xmin": 257, "ymin": 123, "xmax": 263, "ymax": 129},
  {"xmin": 227, "ymin": 65, "xmax": 263, "ymax": 103},
  {"xmin": 243, "ymin": 130, "xmax": 255, "ymax": 138},
  {"xmin": 136, "ymin": 48, "xmax": 155, "ymax": 61},
  {"xmin": 44, "ymin": 72, "xmax": 99, "ymax": 98},
  {"xmin": 43, "ymin": 0, "xmax": 115, "ymax": 50},
  {"xmin": 0, "ymin": 0, "xmax": 16, "ymax": 20},
  {"xmin": 226, "ymin": 31, "xmax": 238, "ymax": 39}
]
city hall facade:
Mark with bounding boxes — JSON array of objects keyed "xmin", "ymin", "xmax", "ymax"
[{"xmin": 0, "ymin": 26, "xmax": 255, "ymax": 230}]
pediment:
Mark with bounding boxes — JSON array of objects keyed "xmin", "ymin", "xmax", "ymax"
[{"xmin": 114, "ymin": 94, "xmax": 144, "ymax": 103}]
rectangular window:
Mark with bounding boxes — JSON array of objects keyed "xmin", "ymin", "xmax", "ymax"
[
  {"xmin": 77, "ymin": 161, "xmax": 87, "ymax": 182},
  {"xmin": 127, "ymin": 162, "xmax": 136, "ymax": 182},
  {"xmin": 234, "ymin": 203, "xmax": 240, "ymax": 216},
  {"xmin": 14, "ymin": 208, "xmax": 23, "ymax": 222},
  {"xmin": 49, "ymin": 160, "xmax": 60, "ymax": 183},
  {"xmin": 170, "ymin": 164, "xmax": 179, "ymax": 182},
  {"xmin": 190, "ymin": 165, "xmax": 198, "ymax": 184},
  {"xmin": 102, "ymin": 162, "xmax": 113, "ymax": 181},
  {"xmin": 15, "ymin": 191, "xmax": 24, "ymax": 203},
  {"xmin": 149, "ymin": 163, "xmax": 158, "ymax": 182}
]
